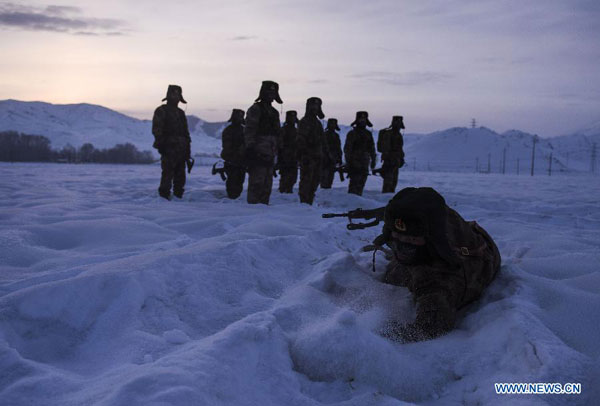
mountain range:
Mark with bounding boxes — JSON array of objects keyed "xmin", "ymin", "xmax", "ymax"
[{"xmin": 1, "ymin": 99, "xmax": 598, "ymax": 174}]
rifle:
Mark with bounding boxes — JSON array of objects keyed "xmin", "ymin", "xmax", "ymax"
[
  {"xmin": 335, "ymin": 164, "xmax": 346, "ymax": 182},
  {"xmin": 322, "ymin": 207, "xmax": 385, "ymax": 230},
  {"xmin": 211, "ymin": 161, "xmax": 227, "ymax": 181},
  {"xmin": 372, "ymin": 167, "xmax": 384, "ymax": 177},
  {"xmin": 186, "ymin": 157, "xmax": 195, "ymax": 174}
]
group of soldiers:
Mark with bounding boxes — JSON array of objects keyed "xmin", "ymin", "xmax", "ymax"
[
  {"xmin": 152, "ymin": 81, "xmax": 406, "ymax": 204},
  {"xmin": 152, "ymin": 83, "xmax": 501, "ymax": 343}
]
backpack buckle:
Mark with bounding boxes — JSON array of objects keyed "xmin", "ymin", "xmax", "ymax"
[{"xmin": 460, "ymin": 247, "xmax": 470, "ymax": 256}]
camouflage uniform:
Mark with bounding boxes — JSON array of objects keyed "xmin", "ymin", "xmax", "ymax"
[
  {"xmin": 152, "ymin": 85, "xmax": 191, "ymax": 199},
  {"xmin": 376, "ymin": 187, "xmax": 501, "ymax": 341},
  {"xmin": 221, "ymin": 109, "xmax": 246, "ymax": 199},
  {"xmin": 377, "ymin": 116, "xmax": 405, "ymax": 193},
  {"xmin": 244, "ymin": 81, "xmax": 282, "ymax": 204},
  {"xmin": 278, "ymin": 111, "xmax": 299, "ymax": 194},
  {"xmin": 320, "ymin": 118, "xmax": 342, "ymax": 189},
  {"xmin": 344, "ymin": 112, "xmax": 376, "ymax": 196},
  {"xmin": 297, "ymin": 97, "xmax": 327, "ymax": 205}
]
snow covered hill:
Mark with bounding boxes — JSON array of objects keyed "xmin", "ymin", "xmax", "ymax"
[
  {"xmin": 0, "ymin": 100, "xmax": 224, "ymax": 157},
  {"xmin": 0, "ymin": 163, "xmax": 598, "ymax": 405},
  {"xmin": 1, "ymin": 100, "xmax": 598, "ymax": 173}
]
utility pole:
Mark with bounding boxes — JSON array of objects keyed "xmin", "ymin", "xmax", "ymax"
[
  {"xmin": 471, "ymin": 118, "xmax": 476, "ymax": 128},
  {"xmin": 413, "ymin": 157, "xmax": 416, "ymax": 171},
  {"xmin": 502, "ymin": 148, "xmax": 506, "ymax": 174},
  {"xmin": 475, "ymin": 157, "xmax": 479, "ymax": 172},
  {"xmin": 548, "ymin": 152, "xmax": 552, "ymax": 176},
  {"xmin": 517, "ymin": 158, "xmax": 520, "ymax": 175},
  {"xmin": 531, "ymin": 134, "xmax": 538, "ymax": 176},
  {"xmin": 592, "ymin": 143, "xmax": 597, "ymax": 173},
  {"xmin": 427, "ymin": 161, "xmax": 431, "ymax": 171},
  {"xmin": 487, "ymin": 153, "xmax": 491, "ymax": 173}
]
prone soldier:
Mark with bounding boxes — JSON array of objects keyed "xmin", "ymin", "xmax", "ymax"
[
  {"xmin": 152, "ymin": 85, "xmax": 191, "ymax": 200},
  {"xmin": 220, "ymin": 109, "xmax": 246, "ymax": 199},
  {"xmin": 320, "ymin": 118, "xmax": 343, "ymax": 189},
  {"xmin": 377, "ymin": 115, "xmax": 405, "ymax": 193},
  {"xmin": 343, "ymin": 111, "xmax": 376, "ymax": 196},
  {"xmin": 244, "ymin": 81, "xmax": 282, "ymax": 205}
]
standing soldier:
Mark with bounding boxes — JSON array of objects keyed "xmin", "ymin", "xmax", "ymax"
[
  {"xmin": 220, "ymin": 109, "xmax": 246, "ymax": 199},
  {"xmin": 344, "ymin": 111, "xmax": 376, "ymax": 196},
  {"xmin": 244, "ymin": 81, "xmax": 282, "ymax": 205},
  {"xmin": 152, "ymin": 84, "xmax": 191, "ymax": 200},
  {"xmin": 377, "ymin": 115, "xmax": 405, "ymax": 193},
  {"xmin": 320, "ymin": 118, "xmax": 343, "ymax": 189},
  {"xmin": 297, "ymin": 97, "xmax": 327, "ymax": 205},
  {"xmin": 278, "ymin": 110, "xmax": 299, "ymax": 193}
]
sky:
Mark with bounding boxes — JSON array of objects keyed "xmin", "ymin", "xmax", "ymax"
[{"xmin": 0, "ymin": 0, "xmax": 599, "ymax": 136}]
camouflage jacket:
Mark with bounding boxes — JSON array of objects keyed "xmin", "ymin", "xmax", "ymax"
[
  {"xmin": 152, "ymin": 104, "xmax": 191, "ymax": 154},
  {"xmin": 344, "ymin": 127, "xmax": 376, "ymax": 168},
  {"xmin": 377, "ymin": 128, "xmax": 404, "ymax": 165},
  {"xmin": 322, "ymin": 129, "xmax": 342, "ymax": 165},
  {"xmin": 244, "ymin": 102, "xmax": 280, "ymax": 166},
  {"xmin": 297, "ymin": 115, "xmax": 327, "ymax": 162},
  {"xmin": 278, "ymin": 124, "xmax": 298, "ymax": 167},
  {"xmin": 220, "ymin": 123, "xmax": 245, "ymax": 165}
]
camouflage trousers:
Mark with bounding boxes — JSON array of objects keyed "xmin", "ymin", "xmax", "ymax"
[
  {"xmin": 225, "ymin": 162, "xmax": 246, "ymax": 199},
  {"xmin": 381, "ymin": 162, "xmax": 399, "ymax": 193},
  {"xmin": 247, "ymin": 165, "xmax": 273, "ymax": 204},
  {"xmin": 278, "ymin": 165, "xmax": 297, "ymax": 194},
  {"xmin": 299, "ymin": 159, "xmax": 321, "ymax": 205},
  {"xmin": 320, "ymin": 164, "xmax": 336, "ymax": 189},
  {"xmin": 347, "ymin": 166, "xmax": 369, "ymax": 196},
  {"xmin": 159, "ymin": 151, "xmax": 186, "ymax": 198}
]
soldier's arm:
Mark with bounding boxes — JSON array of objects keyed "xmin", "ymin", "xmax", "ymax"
[
  {"xmin": 152, "ymin": 107, "xmax": 166, "ymax": 147},
  {"xmin": 369, "ymin": 133, "xmax": 377, "ymax": 164},
  {"xmin": 377, "ymin": 129, "xmax": 384, "ymax": 153},
  {"xmin": 244, "ymin": 105, "xmax": 260, "ymax": 150},
  {"xmin": 221, "ymin": 127, "xmax": 232, "ymax": 160},
  {"xmin": 296, "ymin": 119, "xmax": 309, "ymax": 158},
  {"xmin": 182, "ymin": 110, "xmax": 191, "ymax": 143}
]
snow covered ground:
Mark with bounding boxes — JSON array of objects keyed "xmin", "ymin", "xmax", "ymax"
[{"xmin": 1, "ymin": 163, "xmax": 599, "ymax": 405}]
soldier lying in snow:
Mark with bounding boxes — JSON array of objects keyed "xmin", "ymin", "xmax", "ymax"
[{"xmin": 323, "ymin": 187, "xmax": 501, "ymax": 342}]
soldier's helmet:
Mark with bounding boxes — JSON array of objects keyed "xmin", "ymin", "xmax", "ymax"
[
  {"xmin": 229, "ymin": 109, "xmax": 245, "ymax": 123},
  {"xmin": 383, "ymin": 187, "xmax": 458, "ymax": 267},
  {"xmin": 351, "ymin": 111, "xmax": 373, "ymax": 127},
  {"xmin": 392, "ymin": 115, "xmax": 405, "ymax": 129},
  {"xmin": 305, "ymin": 97, "xmax": 325, "ymax": 119},
  {"xmin": 255, "ymin": 80, "xmax": 283, "ymax": 104},
  {"xmin": 285, "ymin": 110, "xmax": 299, "ymax": 124},
  {"xmin": 162, "ymin": 85, "xmax": 187, "ymax": 104},
  {"xmin": 327, "ymin": 118, "xmax": 340, "ymax": 131}
]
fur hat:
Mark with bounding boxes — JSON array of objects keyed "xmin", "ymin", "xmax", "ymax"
[
  {"xmin": 162, "ymin": 85, "xmax": 187, "ymax": 104},
  {"xmin": 305, "ymin": 97, "xmax": 325, "ymax": 119},
  {"xmin": 391, "ymin": 115, "xmax": 405, "ymax": 129},
  {"xmin": 285, "ymin": 110, "xmax": 299, "ymax": 124},
  {"xmin": 327, "ymin": 118, "xmax": 340, "ymax": 131},
  {"xmin": 255, "ymin": 80, "xmax": 283, "ymax": 104},
  {"xmin": 228, "ymin": 108, "xmax": 245, "ymax": 123},
  {"xmin": 351, "ymin": 111, "xmax": 373, "ymax": 127}
]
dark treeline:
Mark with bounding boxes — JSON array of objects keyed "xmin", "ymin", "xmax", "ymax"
[{"xmin": 0, "ymin": 131, "xmax": 155, "ymax": 164}]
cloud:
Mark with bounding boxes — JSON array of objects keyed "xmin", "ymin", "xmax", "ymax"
[
  {"xmin": 351, "ymin": 71, "xmax": 453, "ymax": 87},
  {"xmin": 229, "ymin": 35, "xmax": 257, "ymax": 41},
  {"xmin": 0, "ymin": 2, "xmax": 127, "ymax": 35}
]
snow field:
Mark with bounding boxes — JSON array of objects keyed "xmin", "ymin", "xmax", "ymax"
[{"xmin": 0, "ymin": 163, "xmax": 599, "ymax": 405}]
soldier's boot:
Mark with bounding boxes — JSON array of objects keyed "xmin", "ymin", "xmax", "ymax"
[
  {"xmin": 158, "ymin": 188, "xmax": 171, "ymax": 200},
  {"xmin": 173, "ymin": 189, "xmax": 184, "ymax": 199}
]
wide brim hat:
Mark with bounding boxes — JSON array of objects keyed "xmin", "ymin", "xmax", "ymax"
[
  {"xmin": 162, "ymin": 84, "xmax": 187, "ymax": 104},
  {"xmin": 351, "ymin": 111, "xmax": 373, "ymax": 127},
  {"xmin": 392, "ymin": 115, "xmax": 405, "ymax": 129},
  {"xmin": 255, "ymin": 80, "xmax": 283, "ymax": 104},
  {"xmin": 285, "ymin": 110, "xmax": 299, "ymax": 124},
  {"xmin": 327, "ymin": 118, "xmax": 340, "ymax": 131},
  {"xmin": 382, "ymin": 187, "xmax": 458, "ymax": 267},
  {"xmin": 306, "ymin": 97, "xmax": 325, "ymax": 119},
  {"xmin": 229, "ymin": 108, "xmax": 245, "ymax": 123}
]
